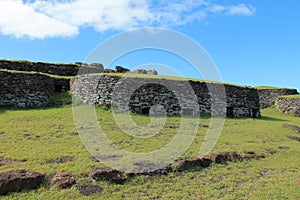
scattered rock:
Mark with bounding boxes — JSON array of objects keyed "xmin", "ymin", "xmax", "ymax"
[
  {"xmin": 243, "ymin": 152, "xmax": 265, "ymax": 159},
  {"xmin": 210, "ymin": 152, "xmax": 243, "ymax": 164},
  {"xmin": 287, "ymin": 135, "xmax": 300, "ymax": 142},
  {"xmin": 103, "ymin": 69, "xmax": 115, "ymax": 73},
  {"xmin": 175, "ymin": 157, "xmax": 212, "ymax": 171},
  {"xmin": 0, "ymin": 158, "xmax": 26, "ymax": 166},
  {"xmin": 263, "ymin": 149, "xmax": 277, "ymax": 154},
  {"xmin": 0, "ymin": 131, "xmax": 5, "ymax": 135},
  {"xmin": 129, "ymin": 162, "xmax": 173, "ymax": 176},
  {"xmin": 0, "ymin": 170, "xmax": 44, "ymax": 195},
  {"xmin": 131, "ymin": 69, "xmax": 147, "ymax": 74},
  {"xmin": 283, "ymin": 124, "xmax": 300, "ymax": 133},
  {"xmin": 90, "ymin": 168, "xmax": 126, "ymax": 184},
  {"xmin": 77, "ymin": 185, "xmax": 103, "ymax": 196},
  {"xmin": 146, "ymin": 70, "xmax": 158, "ymax": 75},
  {"xmin": 278, "ymin": 146, "xmax": 291, "ymax": 150},
  {"xmin": 115, "ymin": 66, "xmax": 130, "ymax": 73},
  {"xmin": 46, "ymin": 156, "xmax": 76, "ymax": 164},
  {"xmin": 51, "ymin": 172, "xmax": 76, "ymax": 189}
]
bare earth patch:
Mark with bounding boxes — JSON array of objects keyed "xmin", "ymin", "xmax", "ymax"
[
  {"xmin": 77, "ymin": 185, "xmax": 103, "ymax": 196},
  {"xmin": 283, "ymin": 124, "xmax": 300, "ymax": 133},
  {"xmin": 287, "ymin": 135, "xmax": 300, "ymax": 142},
  {"xmin": 0, "ymin": 158, "xmax": 26, "ymax": 166}
]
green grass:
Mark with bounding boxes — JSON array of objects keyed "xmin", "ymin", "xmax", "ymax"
[
  {"xmin": 255, "ymin": 86, "xmax": 289, "ymax": 90},
  {"xmin": 278, "ymin": 94, "xmax": 300, "ymax": 99},
  {"xmin": 0, "ymin": 94, "xmax": 300, "ymax": 199}
]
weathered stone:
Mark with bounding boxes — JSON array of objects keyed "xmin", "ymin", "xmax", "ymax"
[
  {"xmin": 71, "ymin": 75, "xmax": 261, "ymax": 117},
  {"xmin": 276, "ymin": 98, "xmax": 300, "ymax": 116},
  {"xmin": 77, "ymin": 185, "xmax": 103, "ymax": 196},
  {"xmin": 0, "ymin": 158, "xmax": 26, "ymax": 166},
  {"xmin": 90, "ymin": 168, "xmax": 126, "ymax": 184},
  {"xmin": 146, "ymin": 70, "xmax": 158, "ymax": 75},
  {"xmin": 257, "ymin": 88, "xmax": 298, "ymax": 108},
  {"xmin": 115, "ymin": 66, "xmax": 130, "ymax": 73},
  {"xmin": 0, "ymin": 170, "xmax": 44, "ymax": 195},
  {"xmin": 175, "ymin": 157, "xmax": 212, "ymax": 171},
  {"xmin": 283, "ymin": 124, "xmax": 300, "ymax": 133},
  {"xmin": 51, "ymin": 172, "xmax": 76, "ymax": 189},
  {"xmin": 210, "ymin": 152, "xmax": 243, "ymax": 164},
  {"xmin": 0, "ymin": 60, "xmax": 102, "ymax": 76},
  {"xmin": 287, "ymin": 135, "xmax": 300, "ymax": 142}
]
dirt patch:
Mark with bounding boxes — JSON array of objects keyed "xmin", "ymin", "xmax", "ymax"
[
  {"xmin": 283, "ymin": 124, "xmax": 300, "ymax": 133},
  {"xmin": 287, "ymin": 135, "xmax": 300, "ymax": 142},
  {"xmin": 0, "ymin": 158, "xmax": 26, "ymax": 166},
  {"xmin": 297, "ymin": 178, "xmax": 300, "ymax": 185},
  {"xmin": 77, "ymin": 185, "xmax": 103, "ymax": 196},
  {"xmin": 46, "ymin": 156, "xmax": 76, "ymax": 164},
  {"xmin": 129, "ymin": 162, "xmax": 173, "ymax": 176},
  {"xmin": 278, "ymin": 146, "xmax": 291, "ymax": 150},
  {"xmin": 23, "ymin": 134, "xmax": 41, "ymax": 140},
  {"xmin": 0, "ymin": 131, "xmax": 5, "ymax": 135}
]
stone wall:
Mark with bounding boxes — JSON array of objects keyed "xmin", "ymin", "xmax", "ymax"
[
  {"xmin": 71, "ymin": 75, "xmax": 261, "ymax": 117},
  {"xmin": 0, "ymin": 60, "xmax": 103, "ymax": 76},
  {"xmin": 275, "ymin": 97, "xmax": 300, "ymax": 116},
  {"xmin": 258, "ymin": 89, "xmax": 298, "ymax": 108},
  {"xmin": 0, "ymin": 71, "xmax": 69, "ymax": 108}
]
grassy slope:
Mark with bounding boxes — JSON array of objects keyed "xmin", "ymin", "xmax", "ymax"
[
  {"xmin": 278, "ymin": 94, "xmax": 300, "ymax": 99},
  {"xmin": 0, "ymin": 95, "xmax": 300, "ymax": 199}
]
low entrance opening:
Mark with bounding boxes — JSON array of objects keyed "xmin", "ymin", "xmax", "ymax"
[
  {"xmin": 141, "ymin": 107, "xmax": 150, "ymax": 115},
  {"xmin": 55, "ymin": 85, "xmax": 63, "ymax": 92},
  {"xmin": 226, "ymin": 107, "xmax": 234, "ymax": 117},
  {"xmin": 252, "ymin": 109, "xmax": 259, "ymax": 118}
]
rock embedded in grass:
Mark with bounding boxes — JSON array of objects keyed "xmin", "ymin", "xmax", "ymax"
[
  {"xmin": 0, "ymin": 170, "xmax": 45, "ymax": 195},
  {"xmin": 283, "ymin": 124, "xmax": 300, "ymax": 133},
  {"xmin": 51, "ymin": 172, "xmax": 76, "ymax": 189},
  {"xmin": 0, "ymin": 158, "xmax": 26, "ymax": 166},
  {"xmin": 210, "ymin": 152, "xmax": 243, "ymax": 164},
  {"xmin": 174, "ymin": 157, "xmax": 212, "ymax": 171},
  {"xmin": 287, "ymin": 135, "xmax": 300, "ymax": 142},
  {"xmin": 90, "ymin": 168, "xmax": 126, "ymax": 184},
  {"xmin": 77, "ymin": 185, "xmax": 103, "ymax": 196},
  {"xmin": 46, "ymin": 156, "xmax": 76, "ymax": 164}
]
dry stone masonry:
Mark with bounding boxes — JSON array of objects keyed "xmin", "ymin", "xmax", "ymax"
[
  {"xmin": 71, "ymin": 74, "xmax": 261, "ymax": 117},
  {"xmin": 276, "ymin": 96, "xmax": 300, "ymax": 116},
  {"xmin": 257, "ymin": 88, "xmax": 298, "ymax": 108},
  {"xmin": 0, "ymin": 59, "xmax": 103, "ymax": 76}
]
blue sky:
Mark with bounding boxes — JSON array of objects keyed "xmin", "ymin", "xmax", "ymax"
[{"xmin": 0, "ymin": 0, "xmax": 299, "ymax": 90}]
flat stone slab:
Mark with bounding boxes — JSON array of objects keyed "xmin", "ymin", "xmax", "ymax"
[
  {"xmin": 77, "ymin": 185, "xmax": 103, "ymax": 196},
  {"xmin": 283, "ymin": 124, "xmax": 300, "ymax": 133},
  {"xmin": 0, "ymin": 170, "xmax": 45, "ymax": 195},
  {"xmin": 0, "ymin": 158, "xmax": 26, "ymax": 166},
  {"xmin": 90, "ymin": 168, "xmax": 126, "ymax": 184},
  {"xmin": 51, "ymin": 172, "xmax": 76, "ymax": 189}
]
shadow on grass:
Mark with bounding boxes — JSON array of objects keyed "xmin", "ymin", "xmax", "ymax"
[{"xmin": 257, "ymin": 116, "xmax": 287, "ymax": 122}]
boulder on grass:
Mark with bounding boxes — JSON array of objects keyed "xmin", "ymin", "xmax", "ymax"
[
  {"xmin": 90, "ymin": 168, "xmax": 126, "ymax": 184},
  {"xmin": 0, "ymin": 170, "xmax": 44, "ymax": 195},
  {"xmin": 51, "ymin": 172, "xmax": 76, "ymax": 189}
]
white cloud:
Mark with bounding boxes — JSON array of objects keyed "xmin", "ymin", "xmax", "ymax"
[
  {"xmin": 0, "ymin": 0, "xmax": 256, "ymax": 39},
  {"xmin": 0, "ymin": 0, "xmax": 78, "ymax": 39}
]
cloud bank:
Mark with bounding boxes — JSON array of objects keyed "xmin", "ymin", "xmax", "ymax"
[{"xmin": 0, "ymin": 0, "xmax": 255, "ymax": 39}]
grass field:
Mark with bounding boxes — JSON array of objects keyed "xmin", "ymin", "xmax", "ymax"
[{"xmin": 0, "ymin": 93, "xmax": 300, "ymax": 199}]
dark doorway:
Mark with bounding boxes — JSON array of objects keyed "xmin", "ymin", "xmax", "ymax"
[
  {"xmin": 252, "ymin": 109, "xmax": 259, "ymax": 118},
  {"xmin": 226, "ymin": 107, "xmax": 234, "ymax": 117},
  {"xmin": 141, "ymin": 107, "xmax": 150, "ymax": 115},
  {"xmin": 55, "ymin": 85, "xmax": 63, "ymax": 92}
]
